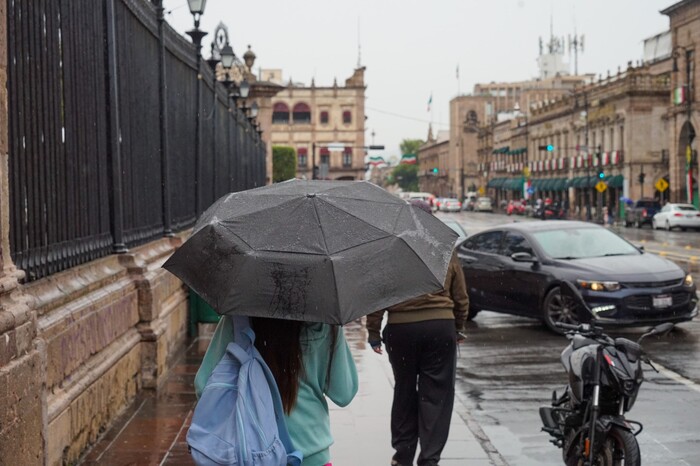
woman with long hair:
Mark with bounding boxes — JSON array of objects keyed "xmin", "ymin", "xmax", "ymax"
[{"xmin": 251, "ymin": 318, "xmax": 358, "ymax": 466}]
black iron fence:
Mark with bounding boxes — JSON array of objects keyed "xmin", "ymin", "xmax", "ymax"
[{"xmin": 8, "ymin": 0, "xmax": 266, "ymax": 282}]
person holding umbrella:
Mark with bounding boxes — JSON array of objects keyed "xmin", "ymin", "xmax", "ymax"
[
  {"xmin": 164, "ymin": 180, "xmax": 460, "ymax": 465},
  {"xmin": 366, "ymin": 251, "xmax": 468, "ymax": 466}
]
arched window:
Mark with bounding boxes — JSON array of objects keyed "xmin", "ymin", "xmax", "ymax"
[
  {"xmin": 342, "ymin": 110, "xmax": 352, "ymax": 124},
  {"xmin": 293, "ymin": 103, "xmax": 311, "ymax": 124},
  {"xmin": 272, "ymin": 103, "xmax": 289, "ymax": 124}
]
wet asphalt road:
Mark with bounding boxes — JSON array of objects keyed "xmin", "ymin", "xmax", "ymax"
[{"xmin": 436, "ymin": 210, "xmax": 700, "ymax": 466}]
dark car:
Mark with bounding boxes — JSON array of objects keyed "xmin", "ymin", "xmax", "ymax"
[
  {"xmin": 457, "ymin": 221, "xmax": 698, "ymax": 333},
  {"xmin": 624, "ymin": 198, "xmax": 662, "ymax": 228}
]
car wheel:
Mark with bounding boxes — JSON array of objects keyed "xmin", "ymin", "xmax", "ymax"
[
  {"xmin": 542, "ymin": 287, "xmax": 580, "ymax": 334},
  {"xmin": 681, "ymin": 227, "xmax": 687, "ymax": 231},
  {"xmin": 665, "ymin": 221, "xmax": 671, "ymax": 231},
  {"xmin": 467, "ymin": 307, "xmax": 480, "ymax": 321}
]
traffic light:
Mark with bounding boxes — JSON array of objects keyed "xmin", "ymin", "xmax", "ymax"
[
  {"xmin": 638, "ymin": 172, "xmax": 646, "ymax": 184},
  {"xmin": 538, "ymin": 144, "xmax": 555, "ymax": 152},
  {"xmin": 432, "ymin": 167, "xmax": 439, "ymax": 175},
  {"xmin": 598, "ymin": 169, "xmax": 605, "ymax": 179}
]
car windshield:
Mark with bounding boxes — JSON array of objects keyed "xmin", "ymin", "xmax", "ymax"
[
  {"xmin": 676, "ymin": 205, "xmax": 697, "ymax": 211},
  {"xmin": 533, "ymin": 227, "xmax": 640, "ymax": 259}
]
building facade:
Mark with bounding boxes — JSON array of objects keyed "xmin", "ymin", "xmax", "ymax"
[
  {"xmin": 663, "ymin": 0, "xmax": 700, "ymax": 205},
  {"xmin": 418, "ymin": 127, "xmax": 451, "ymax": 196},
  {"xmin": 267, "ymin": 68, "xmax": 367, "ymax": 181}
]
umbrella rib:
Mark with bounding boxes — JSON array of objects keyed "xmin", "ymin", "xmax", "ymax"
[{"xmin": 312, "ymin": 197, "xmax": 331, "ymax": 254}]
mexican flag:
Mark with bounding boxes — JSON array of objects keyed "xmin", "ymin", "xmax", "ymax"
[
  {"xmin": 673, "ymin": 86, "xmax": 687, "ymax": 105},
  {"xmin": 400, "ymin": 154, "xmax": 417, "ymax": 164},
  {"xmin": 369, "ymin": 156, "xmax": 386, "ymax": 167}
]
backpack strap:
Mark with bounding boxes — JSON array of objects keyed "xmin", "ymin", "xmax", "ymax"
[
  {"xmin": 231, "ymin": 315, "xmax": 303, "ymax": 466},
  {"xmin": 255, "ymin": 351, "xmax": 304, "ymax": 466}
]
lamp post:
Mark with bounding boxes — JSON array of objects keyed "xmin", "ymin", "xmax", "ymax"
[
  {"xmin": 184, "ymin": 0, "xmax": 208, "ymax": 216},
  {"xmin": 673, "ymin": 46, "xmax": 695, "ymax": 205}
]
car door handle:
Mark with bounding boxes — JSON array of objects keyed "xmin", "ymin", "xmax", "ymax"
[{"xmin": 460, "ymin": 255, "xmax": 477, "ymax": 264}]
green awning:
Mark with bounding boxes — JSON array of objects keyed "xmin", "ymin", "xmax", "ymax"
[
  {"xmin": 487, "ymin": 177, "xmax": 504, "ymax": 188},
  {"xmin": 506, "ymin": 178, "xmax": 524, "ymax": 190},
  {"xmin": 554, "ymin": 178, "xmax": 569, "ymax": 191},
  {"xmin": 607, "ymin": 174, "xmax": 624, "ymax": 188}
]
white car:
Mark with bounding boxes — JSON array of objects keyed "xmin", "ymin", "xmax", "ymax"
[
  {"xmin": 652, "ymin": 203, "xmax": 700, "ymax": 231},
  {"xmin": 440, "ymin": 198, "xmax": 462, "ymax": 212},
  {"xmin": 474, "ymin": 197, "xmax": 493, "ymax": 212}
]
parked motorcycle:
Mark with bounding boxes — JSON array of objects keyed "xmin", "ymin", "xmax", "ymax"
[{"xmin": 539, "ymin": 281, "xmax": 674, "ymax": 466}]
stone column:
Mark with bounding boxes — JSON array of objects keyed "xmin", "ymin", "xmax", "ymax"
[{"xmin": 0, "ymin": 0, "xmax": 45, "ymax": 462}]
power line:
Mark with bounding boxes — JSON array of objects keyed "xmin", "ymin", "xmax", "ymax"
[{"xmin": 365, "ymin": 106, "xmax": 449, "ymax": 128}]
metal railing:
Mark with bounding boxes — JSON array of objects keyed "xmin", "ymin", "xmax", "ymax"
[{"xmin": 8, "ymin": 0, "xmax": 265, "ymax": 282}]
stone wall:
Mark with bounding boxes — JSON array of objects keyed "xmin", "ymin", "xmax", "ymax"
[{"xmin": 0, "ymin": 232, "xmax": 189, "ymax": 465}]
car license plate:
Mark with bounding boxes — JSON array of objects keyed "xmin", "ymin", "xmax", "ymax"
[
  {"xmin": 686, "ymin": 214, "xmax": 695, "ymax": 218},
  {"xmin": 653, "ymin": 294, "xmax": 672, "ymax": 308}
]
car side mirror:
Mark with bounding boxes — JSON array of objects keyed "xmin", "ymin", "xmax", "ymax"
[
  {"xmin": 511, "ymin": 252, "xmax": 538, "ymax": 263},
  {"xmin": 560, "ymin": 280, "xmax": 595, "ymax": 324}
]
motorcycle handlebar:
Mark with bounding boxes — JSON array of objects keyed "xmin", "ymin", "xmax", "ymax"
[{"xmin": 554, "ymin": 322, "xmax": 582, "ymax": 331}]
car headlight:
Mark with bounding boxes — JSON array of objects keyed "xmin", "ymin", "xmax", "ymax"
[
  {"xmin": 577, "ymin": 279, "xmax": 621, "ymax": 292},
  {"xmin": 684, "ymin": 274, "xmax": 694, "ymax": 287}
]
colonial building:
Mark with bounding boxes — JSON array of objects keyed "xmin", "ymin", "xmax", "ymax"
[
  {"xmin": 418, "ymin": 126, "xmax": 451, "ymax": 196},
  {"xmin": 663, "ymin": 0, "xmax": 700, "ymax": 205},
  {"xmin": 266, "ymin": 68, "xmax": 367, "ymax": 181},
  {"xmin": 449, "ymin": 74, "xmax": 591, "ymax": 200}
]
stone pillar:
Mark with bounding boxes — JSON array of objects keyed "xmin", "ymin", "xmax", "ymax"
[{"xmin": 0, "ymin": 0, "xmax": 45, "ymax": 462}]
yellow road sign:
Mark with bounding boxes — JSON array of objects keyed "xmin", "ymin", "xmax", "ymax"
[
  {"xmin": 655, "ymin": 178, "xmax": 669, "ymax": 192},
  {"xmin": 523, "ymin": 167, "xmax": 531, "ymax": 178},
  {"xmin": 595, "ymin": 181, "xmax": 607, "ymax": 193},
  {"xmin": 478, "ymin": 186, "xmax": 485, "ymax": 195}
]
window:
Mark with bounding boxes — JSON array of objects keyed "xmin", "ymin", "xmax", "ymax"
[
  {"xmin": 460, "ymin": 231, "xmax": 503, "ymax": 254},
  {"xmin": 292, "ymin": 103, "xmax": 311, "ymax": 124},
  {"xmin": 297, "ymin": 147, "xmax": 308, "ymax": 167},
  {"xmin": 272, "ymin": 103, "xmax": 289, "ymax": 124},
  {"xmin": 320, "ymin": 147, "xmax": 330, "ymax": 166},
  {"xmin": 343, "ymin": 147, "xmax": 352, "ymax": 167},
  {"xmin": 320, "ymin": 111, "xmax": 329, "ymax": 124},
  {"xmin": 501, "ymin": 232, "xmax": 534, "ymax": 257},
  {"xmin": 342, "ymin": 110, "xmax": 352, "ymax": 124}
]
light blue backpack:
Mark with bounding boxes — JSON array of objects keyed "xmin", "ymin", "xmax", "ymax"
[{"xmin": 187, "ymin": 315, "xmax": 303, "ymax": 466}]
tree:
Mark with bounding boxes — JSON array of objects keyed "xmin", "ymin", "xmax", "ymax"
[
  {"xmin": 272, "ymin": 146, "xmax": 297, "ymax": 183},
  {"xmin": 400, "ymin": 138, "xmax": 424, "ymax": 157},
  {"xmin": 392, "ymin": 163, "xmax": 419, "ymax": 192}
]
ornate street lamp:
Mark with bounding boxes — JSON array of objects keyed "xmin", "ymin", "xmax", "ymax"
[
  {"xmin": 239, "ymin": 79, "xmax": 250, "ymax": 99},
  {"xmin": 220, "ymin": 44, "xmax": 235, "ymax": 70},
  {"xmin": 187, "ymin": 0, "xmax": 207, "ymax": 28},
  {"xmin": 250, "ymin": 102, "xmax": 259, "ymax": 119}
]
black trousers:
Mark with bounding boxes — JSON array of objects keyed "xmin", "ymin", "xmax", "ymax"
[{"xmin": 383, "ymin": 319, "xmax": 457, "ymax": 466}]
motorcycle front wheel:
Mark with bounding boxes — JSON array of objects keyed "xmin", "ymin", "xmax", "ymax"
[{"xmin": 565, "ymin": 426, "xmax": 640, "ymax": 466}]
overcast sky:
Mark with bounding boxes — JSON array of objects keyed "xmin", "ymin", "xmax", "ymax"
[{"xmin": 163, "ymin": 0, "xmax": 673, "ymax": 159}]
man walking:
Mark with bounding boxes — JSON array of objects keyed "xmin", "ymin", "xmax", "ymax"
[{"xmin": 367, "ymin": 252, "xmax": 468, "ymax": 466}]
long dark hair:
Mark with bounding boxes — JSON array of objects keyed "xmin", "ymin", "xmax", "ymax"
[{"xmin": 252, "ymin": 317, "xmax": 338, "ymax": 415}]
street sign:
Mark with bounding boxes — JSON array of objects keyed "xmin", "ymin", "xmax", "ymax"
[
  {"xmin": 527, "ymin": 187, "xmax": 534, "ymax": 195},
  {"xmin": 523, "ymin": 167, "xmax": 531, "ymax": 178},
  {"xmin": 655, "ymin": 178, "xmax": 669, "ymax": 192},
  {"xmin": 478, "ymin": 186, "xmax": 485, "ymax": 195},
  {"xmin": 595, "ymin": 181, "xmax": 607, "ymax": 193}
]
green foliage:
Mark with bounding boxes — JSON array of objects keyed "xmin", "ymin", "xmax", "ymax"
[
  {"xmin": 392, "ymin": 164, "xmax": 419, "ymax": 192},
  {"xmin": 272, "ymin": 146, "xmax": 297, "ymax": 183},
  {"xmin": 400, "ymin": 138, "xmax": 424, "ymax": 157}
]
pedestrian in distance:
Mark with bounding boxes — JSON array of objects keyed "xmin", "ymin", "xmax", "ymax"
[
  {"xmin": 252, "ymin": 318, "xmax": 359, "ymax": 466},
  {"xmin": 366, "ymin": 249, "xmax": 469, "ymax": 466}
]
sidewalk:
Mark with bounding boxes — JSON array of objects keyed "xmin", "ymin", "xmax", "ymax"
[{"xmin": 79, "ymin": 320, "xmax": 504, "ymax": 466}]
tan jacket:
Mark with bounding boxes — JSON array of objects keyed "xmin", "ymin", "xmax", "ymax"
[{"xmin": 366, "ymin": 253, "xmax": 469, "ymax": 343}]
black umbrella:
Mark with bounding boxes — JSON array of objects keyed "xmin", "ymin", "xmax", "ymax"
[{"xmin": 163, "ymin": 180, "xmax": 458, "ymax": 324}]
